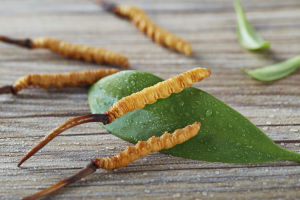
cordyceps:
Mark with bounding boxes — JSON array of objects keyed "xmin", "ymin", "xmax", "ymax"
[
  {"xmin": 15, "ymin": 68, "xmax": 210, "ymax": 200},
  {"xmin": 97, "ymin": 0, "xmax": 192, "ymax": 56},
  {"xmin": 0, "ymin": 68, "xmax": 120, "ymax": 95},
  {"xmin": 0, "ymin": 35, "xmax": 129, "ymax": 68},
  {"xmin": 23, "ymin": 122, "xmax": 200, "ymax": 200}
]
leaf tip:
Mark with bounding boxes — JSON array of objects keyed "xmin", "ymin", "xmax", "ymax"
[
  {"xmin": 251, "ymin": 41, "xmax": 271, "ymax": 51},
  {"xmin": 280, "ymin": 150, "xmax": 300, "ymax": 163},
  {"xmin": 234, "ymin": 0, "xmax": 270, "ymax": 51},
  {"xmin": 240, "ymin": 67, "xmax": 250, "ymax": 75},
  {"xmin": 261, "ymin": 41, "xmax": 270, "ymax": 49}
]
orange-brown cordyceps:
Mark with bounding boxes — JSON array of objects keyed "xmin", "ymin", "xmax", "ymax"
[
  {"xmin": 0, "ymin": 68, "xmax": 120, "ymax": 95},
  {"xmin": 0, "ymin": 35, "xmax": 129, "ymax": 68},
  {"xmin": 98, "ymin": 1, "xmax": 192, "ymax": 56}
]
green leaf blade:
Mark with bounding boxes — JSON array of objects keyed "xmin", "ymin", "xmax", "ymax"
[
  {"xmin": 234, "ymin": 0, "xmax": 270, "ymax": 50},
  {"xmin": 88, "ymin": 70, "xmax": 300, "ymax": 163},
  {"xmin": 242, "ymin": 56, "xmax": 300, "ymax": 81}
]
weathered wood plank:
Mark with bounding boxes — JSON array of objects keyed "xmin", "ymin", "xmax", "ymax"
[{"xmin": 0, "ymin": 0, "xmax": 300, "ymax": 199}]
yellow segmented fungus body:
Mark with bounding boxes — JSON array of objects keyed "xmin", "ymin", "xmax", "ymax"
[
  {"xmin": 114, "ymin": 6, "xmax": 192, "ymax": 56},
  {"xmin": 13, "ymin": 68, "xmax": 119, "ymax": 94},
  {"xmin": 32, "ymin": 37, "xmax": 129, "ymax": 67},
  {"xmin": 106, "ymin": 67, "xmax": 210, "ymax": 121},
  {"xmin": 94, "ymin": 122, "xmax": 201, "ymax": 170}
]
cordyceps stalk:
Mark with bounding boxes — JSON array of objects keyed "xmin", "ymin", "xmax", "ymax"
[
  {"xmin": 97, "ymin": 0, "xmax": 192, "ymax": 56},
  {"xmin": 0, "ymin": 68, "xmax": 119, "ymax": 95},
  {"xmin": 18, "ymin": 67, "xmax": 210, "ymax": 167},
  {"xmin": 22, "ymin": 122, "xmax": 200, "ymax": 200},
  {"xmin": 0, "ymin": 35, "xmax": 129, "ymax": 68}
]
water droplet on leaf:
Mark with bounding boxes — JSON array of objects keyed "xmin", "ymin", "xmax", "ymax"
[{"xmin": 206, "ymin": 109, "xmax": 213, "ymax": 117}]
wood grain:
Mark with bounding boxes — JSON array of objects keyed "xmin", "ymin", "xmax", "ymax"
[{"xmin": 0, "ymin": 0, "xmax": 300, "ymax": 199}]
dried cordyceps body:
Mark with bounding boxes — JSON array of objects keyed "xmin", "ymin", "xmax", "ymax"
[
  {"xmin": 18, "ymin": 67, "xmax": 210, "ymax": 167},
  {"xmin": 0, "ymin": 68, "xmax": 119, "ymax": 95},
  {"xmin": 94, "ymin": 122, "xmax": 201, "ymax": 169},
  {"xmin": 99, "ymin": 1, "xmax": 192, "ymax": 56},
  {"xmin": 0, "ymin": 35, "xmax": 129, "ymax": 68},
  {"xmin": 22, "ymin": 122, "xmax": 200, "ymax": 200},
  {"xmin": 106, "ymin": 67, "xmax": 211, "ymax": 121}
]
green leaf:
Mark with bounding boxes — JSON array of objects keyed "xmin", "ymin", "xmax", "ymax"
[
  {"xmin": 88, "ymin": 70, "xmax": 300, "ymax": 163},
  {"xmin": 234, "ymin": 0, "xmax": 270, "ymax": 50},
  {"xmin": 242, "ymin": 56, "xmax": 300, "ymax": 82}
]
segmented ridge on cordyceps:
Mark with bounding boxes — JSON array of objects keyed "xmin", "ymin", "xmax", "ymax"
[
  {"xmin": 98, "ymin": 0, "xmax": 192, "ymax": 56},
  {"xmin": 0, "ymin": 68, "xmax": 120, "ymax": 95},
  {"xmin": 0, "ymin": 35, "xmax": 129, "ymax": 68},
  {"xmin": 22, "ymin": 122, "xmax": 200, "ymax": 200},
  {"xmin": 17, "ymin": 67, "xmax": 210, "ymax": 167}
]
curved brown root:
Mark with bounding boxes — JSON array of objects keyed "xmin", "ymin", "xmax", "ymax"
[
  {"xmin": 22, "ymin": 161, "xmax": 97, "ymax": 200},
  {"xmin": 18, "ymin": 114, "xmax": 110, "ymax": 167}
]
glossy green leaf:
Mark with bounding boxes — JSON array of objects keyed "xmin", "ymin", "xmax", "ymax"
[
  {"xmin": 234, "ymin": 0, "xmax": 270, "ymax": 50},
  {"xmin": 242, "ymin": 56, "xmax": 300, "ymax": 82},
  {"xmin": 88, "ymin": 70, "xmax": 300, "ymax": 163}
]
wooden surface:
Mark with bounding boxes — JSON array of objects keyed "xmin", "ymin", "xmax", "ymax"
[{"xmin": 1, "ymin": 0, "xmax": 300, "ymax": 199}]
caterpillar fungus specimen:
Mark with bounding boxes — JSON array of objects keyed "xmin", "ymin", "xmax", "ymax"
[
  {"xmin": 0, "ymin": 68, "xmax": 120, "ymax": 95},
  {"xmin": 98, "ymin": 0, "xmax": 192, "ymax": 56},
  {"xmin": 0, "ymin": 35, "xmax": 129, "ymax": 68},
  {"xmin": 23, "ymin": 122, "xmax": 201, "ymax": 200},
  {"xmin": 18, "ymin": 67, "xmax": 210, "ymax": 167}
]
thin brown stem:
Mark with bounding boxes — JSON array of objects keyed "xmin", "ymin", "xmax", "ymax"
[
  {"xmin": 18, "ymin": 114, "xmax": 110, "ymax": 167},
  {"xmin": 98, "ymin": 0, "xmax": 117, "ymax": 12},
  {"xmin": 0, "ymin": 35, "xmax": 33, "ymax": 48},
  {"xmin": 0, "ymin": 85, "xmax": 16, "ymax": 94},
  {"xmin": 22, "ymin": 161, "xmax": 97, "ymax": 200}
]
